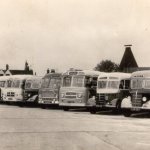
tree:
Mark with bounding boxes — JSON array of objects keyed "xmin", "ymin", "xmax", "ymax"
[{"xmin": 94, "ymin": 60, "xmax": 119, "ymax": 72}]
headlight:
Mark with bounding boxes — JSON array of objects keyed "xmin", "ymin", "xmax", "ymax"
[
  {"xmin": 142, "ymin": 97, "xmax": 147, "ymax": 102},
  {"xmin": 105, "ymin": 95, "xmax": 108, "ymax": 101},
  {"xmin": 61, "ymin": 93, "xmax": 65, "ymax": 98},
  {"xmin": 28, "ymin": 94, "xmax": 31, "ymax": 97},
  {"xmin": 77, "ymin": 93, "xmax": 83, "ymax": 98},
  {"xmin": 55, "ymin": 100, "xmax": 58, "ymax": 104}
]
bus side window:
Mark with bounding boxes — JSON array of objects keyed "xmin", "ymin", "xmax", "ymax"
[
  {"xmin": 92, "ymin": 77, "xmax": 97, "ymax": 87},
  {"xmin": 88, "ymin": 77, "xmax": 97, "ymax": 98},
  {"xmin": 85, "ymin": 77, "xmax": 92, "ymax": 88},
  {"xmin": 21, "ymin": 81, "xmax": 25, "ymax": 89},
  {"xmin": 125, "ymin": 80, "xmax": 130, "ymax": 89},
  {"xmin": 119, "ymin": 80, "xmax": 124, "ymax": 89}
]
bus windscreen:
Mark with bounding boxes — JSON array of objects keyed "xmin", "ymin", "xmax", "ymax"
[{"xmin": 72, "ymin": 76, "xmax": 84, "ymax": 87}]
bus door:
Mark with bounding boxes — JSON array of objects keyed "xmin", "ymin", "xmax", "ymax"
[
  {"xmin": 119, "ymin": 79, "xmax": 130, "ymax": 100},
  {"xmin": 85, "ymin": 76, "xmax": 97, "ymax": 99}
]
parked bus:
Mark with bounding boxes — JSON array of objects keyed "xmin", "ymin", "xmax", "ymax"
[
  {"xmin": 122, "ymin": 70, "xmax": 150, "ymax": 117},
  {"xmin": 38, "ymin": 73, "xmax": 62, "ymax": 108},
  {"xmin": 0, "ymin": 76, "xmax": 11, "ymax": 102},
  {"xmin": 24, "ymin": 76, "xmax": 42, "ymax": 104},
  {"xmin": 3, "ymin": 75, "xmax": 33, "ymax": 103},
  {"xmin": 87, "ymin": 72, "xmax": 131, "ymax": 114},
  {"xmin": 59, "ymin": 69, "xmax": 102, "ymax": 111}
]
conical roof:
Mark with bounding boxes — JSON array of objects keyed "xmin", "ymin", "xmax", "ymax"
[{"xmin": 119, "ymin": 45, "xmax": 138, "ymax": 71}]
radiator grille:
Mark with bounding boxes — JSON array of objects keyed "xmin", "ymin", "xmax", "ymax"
[
  {"xmin": 96, "ymin": 94, "xmax": 105, "ymax": 105},
  {"xmin": 132, "ymin": 93, "xmax": 142, "ymax": 107}
]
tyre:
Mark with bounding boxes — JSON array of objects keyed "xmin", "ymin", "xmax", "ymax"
[
  {"xmin": 63, "ymin": 107, "xmax": 69, "ymax": 111},
  {"xmin": 41, "ymin": 105, "xmax": 46, "ymax": 109},
  {"xmin": 115, "ymin": 99, "xmax": 122, "ymax": 114},
  {"xmin": 123, "ymin": 110, "xmax": 132, "ymax": 117},
  {"xmin": 18, "ymin": 103, "xmax": 24, "ymax": 107},
  {"xmin": 90, "ymin": 107, "xmax": 96, "ymax": 114}
]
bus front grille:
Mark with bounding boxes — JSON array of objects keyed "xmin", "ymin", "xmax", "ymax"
[
  {"xmin": 132, "ymin": 93, "xmax": 142, "ymax": 107},
  {"xmin": 96, "ymin": 94, "xmax": 105, "ymax": 105},
  {"xmin": 42, "ymin": 91, "xmax": 56, "ymax": 98},
  {"xmin": 66, "ymin": 92, "xmax": 76, "ymax": 96},
  {"xmin": 65, "ymin": 92, "xmax": 76, "ymax": 99},
  {"xmin": 65, "ymin": 95, "xmax": 76, "ymax": 99}
]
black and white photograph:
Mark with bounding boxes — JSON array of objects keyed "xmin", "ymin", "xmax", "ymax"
[{"xmin": 0, "ymin": 0, "xmax": 150, "ymax": 150}]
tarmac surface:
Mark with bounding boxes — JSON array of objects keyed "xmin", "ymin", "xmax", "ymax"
[{"xmin": 0, "ymin": 104, "xmax": 150, "ymax": 150}]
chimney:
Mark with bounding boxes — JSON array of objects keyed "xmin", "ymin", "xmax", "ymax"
[
  {"xmin": 6, "ymin": 64, "xmax": 9, "ymax": 70},
  {"xmin": 47, "ymin": 68, "xmax": 50, "ymax": 74}
]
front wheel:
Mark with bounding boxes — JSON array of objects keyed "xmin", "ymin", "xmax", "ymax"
[
  {"xmin": 63, "ymin": 107, "xmax": 69, "ymax": 111},
  {"xmin": 18, "ymin": 102, "xmax": 24, "ymax": 107},
  {"xmin": 123, "ymin": 110, "xmax": 132, "ymax": 117},
  {"xmin": 89, "ymin": 107, "xmax": 97, "ymax": 114},
  {"xmin": 41, "ymin": 105, "xmax": 46, "ymax": 109},
  {"xmin": 115, "ymin": 99, "xmax": 122, "ymax": 114}
]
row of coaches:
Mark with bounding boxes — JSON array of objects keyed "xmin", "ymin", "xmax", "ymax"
[
  {"xmin": 0, "ymin": 69, "xmax": 130, "ymax": 113},
  {"xmin": 86, "ymin": 70, "xmax": 150, "ymax": 117},
  {"xmin": 0, "ymin": 70, "xmax": 150, "ymax": 117},
  {"xmin": 0, "ymin": 75, "xmax": 42, "ymax": 105},
  {"xmin": 0, "ymin": 70, "xmax": 105, "ymax": 109},
  {"xmin": 58, "ymin": 69, "xmax": 150, "ymax": 117}
]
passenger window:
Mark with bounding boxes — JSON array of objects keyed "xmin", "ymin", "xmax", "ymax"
[
  {"xmin": 119, "ymin": 80, "xmax": 130, "ymax": 89},
  {"xmin": 125, "ymin": 80, "xmax": 130, "ymax": 89},
  {"xmin": 85, "ymin": 77, "xmax": 91, "ymax": 87},
  {"xmin": 21, "ymin": 81, "xmax": 25, "ymax": 89},
  {"xmin": 119, "ymin": 80, "xmax": 124, "ymax": 89},
  {"xmin": 92, "ymin": 77, "xmax": 98, "ymax": 86}
]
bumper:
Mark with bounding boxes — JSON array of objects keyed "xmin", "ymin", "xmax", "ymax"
[
  {"xmin": 122, "ymin": 107, "xmax": 150, "ymax": 112},
  {"xmin": 59, "ymin": 102, "xmax": 86, "ymax": 107},
  {"xmin": 3, "ymin": 98, "xmax": 23, "ymax": 102},
  {"xmin": 38, "ymin": 99, "xmax": 59, "ymax": 105}
]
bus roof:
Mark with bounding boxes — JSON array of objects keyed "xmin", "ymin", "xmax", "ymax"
[
  {"xmin": 0, "ymin": 76, "xmax": 12, "ymax": 81},
  {"xmin": 98, "ymin": 72, "xmax": 131, "ymax": 80},
  {"xmin": 26, "ymin": 76, "xmax": 42, "ymax": 81},
  {"xmin": 43, "ymin": 73, "xmax": 62, "ymax": 79},
  {"xmin": 8, "ymin": 75, "xmax": 34, "ymax": 80},
  {"xmin": 62, "ymin": 69, "xmax": 103, "ymax": 76},
  {"xmin": 131, "ymin": 70, "xmax": 150, "ymax": 78}
]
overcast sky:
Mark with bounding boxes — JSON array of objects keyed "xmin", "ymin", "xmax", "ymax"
[{"xmin": 0, "ymin": 0, "xmax": 150, "ymax": 75}]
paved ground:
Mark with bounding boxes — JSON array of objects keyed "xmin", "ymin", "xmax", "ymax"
[{"xmin": 0, "ymin": 104, "xmax": 150, "ymax": 150}]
